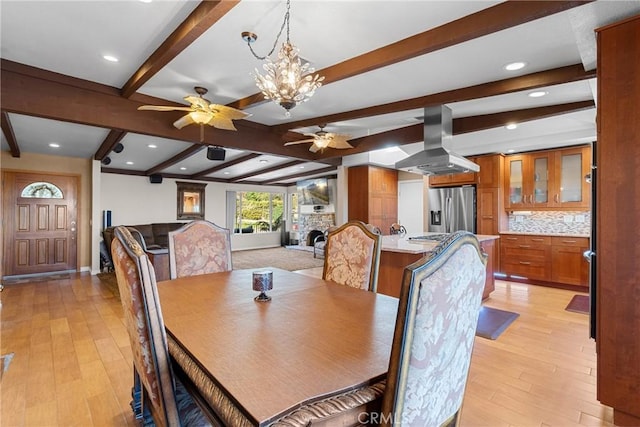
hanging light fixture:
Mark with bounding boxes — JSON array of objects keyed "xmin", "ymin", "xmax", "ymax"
[{"xmin": 241, "ymin": 0, "xmax": 324, "ymax": 116}]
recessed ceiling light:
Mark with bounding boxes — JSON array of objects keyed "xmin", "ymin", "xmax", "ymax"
[
  {"xmin": 103, "ymin": 55, "xmax": 119, "ymax": 62},
  {"xmin": 126, "ymin": 161, "xmax": 134, "ymax": 165},
  {"xmin": 505, "ymin": 123, "xmax": 518, "ymax": 130},
  {"xmin": 223, "ymin": 171, "xmax": 230, "ymax": 175},
  {"xmin": 299, "ymin": 166, "xmax": 305, "ymax": 169},
  {"xmin": 507, "ymin": 149, "xmax": 515, "ymax": 153},
  {"xmin": 180, "ymin": 167, "xmax": 187, "ymax": 170},
  {"xmin": 528, "ymin": 91, "xmax": 548, "ymax": 98},
  {"xmin": 147, "ymin": 144, "xmax": 157, "ymax": 149},
  {"xmin": 504, "ymin": 61, "xmax": 526, "ymax": 71},
  {"xmin": 48, "ymin": 143, "xmax": 60, "ymax": 148},
  {"xmin": 139, "ymin": 0, "xmax": 152, "ymax": 3},
  {"xmin": 259, "ymin": 159, "xmax": 268, "ymax": 164}
]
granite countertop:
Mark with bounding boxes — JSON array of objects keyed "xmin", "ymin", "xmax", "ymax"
[
  {"xmin": 381, "ymin": 233, "xmax": 499, "ymax": 255},
  {"xmin": 499, "ymin": 231, "xmax": 590, "ymax": 238}
]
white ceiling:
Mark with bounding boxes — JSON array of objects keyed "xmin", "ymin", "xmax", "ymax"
[{"xmin": 2, "ymin": 1, "xmax": 640, "ymax": 184}]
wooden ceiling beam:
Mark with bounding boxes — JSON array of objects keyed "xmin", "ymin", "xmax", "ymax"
[
  {"xmin": 1, "ymin": 111, "xmax": 20, "ymax": 157},
  {"xmin": 260, "ymin": 167, "xmax": 338, "ymax": 185},
  {"xmin": 230, "ymin": 0, "xmax": 593, "ymax": 110},
  {"xmin": 190, "ymin": 152, "xmax": 261, "ymax": 178},
  {"xmin": 316, "ymin": 100, "xmax": 596, "ymax": 159},
  {"xmin": 0, "ymin": 60, "xmax": 323, "ymax": 162},
  {"xmin": 145, "ymin": 145, "xmax": 205, "ymax": 175},
  {"xmin": 121, "ymin": 1, "xmax": 240, "ymax": 98},
  {"xmin": 94, "ymin": 129, "xmax": 126, "ymax": 160},
  {"xmin": 230, "ymin": 160, "xmax": 304, "ymax": 183},
  {"xmin": 275, "ymin": 64, "xmax": 596, "ymax": 133}
]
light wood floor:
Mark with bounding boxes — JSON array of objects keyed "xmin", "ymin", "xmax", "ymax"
[{"xmin": 0, "ymin": 273, "xmax": 612, "ymax": 426}]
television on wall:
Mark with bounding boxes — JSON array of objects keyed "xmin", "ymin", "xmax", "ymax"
[{"xmin": 297, "ymin": 178, "xmax": 330, "ymax": 205}]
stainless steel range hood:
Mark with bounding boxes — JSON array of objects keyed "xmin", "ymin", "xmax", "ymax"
[{"xmin": 395, "ymin": 105, "xmax": 479, "ymax": 175}]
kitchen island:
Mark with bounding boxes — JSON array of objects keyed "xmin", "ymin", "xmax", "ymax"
[{"xmin": 377, "ymin": 233, "xmax": 499, "ymax": 299}]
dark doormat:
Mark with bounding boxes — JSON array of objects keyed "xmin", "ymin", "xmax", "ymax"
[
  {"xmin": 476, "ymin": 306, "xmax": 519, "ymax": 340},
  {"xmin": 565, "ymin": 294, "xmax": 589, "ymax": 314}
]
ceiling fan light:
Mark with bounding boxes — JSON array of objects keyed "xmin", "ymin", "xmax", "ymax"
[{"xmin": 190, "ymin": 111, "xmax": 213, "ymax": 124}]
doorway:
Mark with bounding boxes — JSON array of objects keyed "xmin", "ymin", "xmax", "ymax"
[
  {"xmin": 398, "ymin": 180, "xmax": 424, "ymax": 235},
  {"xmin": 2, "ymin": 171, "xmax": 79, "ymax": 277}
]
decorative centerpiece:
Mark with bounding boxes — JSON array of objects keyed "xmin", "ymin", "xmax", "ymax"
[{"xmin": 252, "ymin": 270, "xmax": 273, "ymax": 302}]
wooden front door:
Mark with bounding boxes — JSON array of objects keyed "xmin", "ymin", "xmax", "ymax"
[{"xmin": 2, "ymin": 171, "xmax": 78, "ymax": 276}]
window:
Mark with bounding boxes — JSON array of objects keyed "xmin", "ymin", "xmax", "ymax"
[
  {"xmin": 227, "ymin": 191, "xmax": 284, "ymax": 234},
  {"xmin": 290, "ymin": 192, "xmax": 299, "ymax": 231},
  {"xmin": 21, "ymin": 182, "xmax": 63, "ymax": 198}
]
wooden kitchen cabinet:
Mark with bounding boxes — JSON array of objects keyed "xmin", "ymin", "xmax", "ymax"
[
  {"xmin": 550, "ymin": 236, "xmax": 589, "ymax": 287},
  {"xmin": 505, "ymin": 151, "xmax": 554, "ymax": 209},
  {"xmin": 348, "ymin": 165, "xmax": 398, "ymax": 233},
  {"xmin": 500, "ymin": 234, "xmax": 552, "ymax": 282},
  {"xmin": 476, "ymin": 154, "xmax": 503, "ymax": 188},
  {"xmin": 477, "ymin": 187, "xmax": 501, "ymax": 235},
  {"xmin": 500, "ymin": 233, "xmax": 589, "ymax": 288},
  {"xmin": 551, "ymin": 146, "xmax": 591, "ymax": 209},
  {"xmin": 428, "ymin": 157, "xmax": 477, "ymax": 187},
  {"xmin": 504, "ymin": 146, "xmax": 591, "ymax": 210}
]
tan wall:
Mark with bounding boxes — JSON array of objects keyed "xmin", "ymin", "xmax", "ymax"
[{"xmin": 1, "ymin": 151, "xmax": 93, "ymax": 271}]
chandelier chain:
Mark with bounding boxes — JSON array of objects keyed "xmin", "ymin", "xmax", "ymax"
[{"xmin": 246, "ymin": 0, "xmax": 291, "ymax": 61}]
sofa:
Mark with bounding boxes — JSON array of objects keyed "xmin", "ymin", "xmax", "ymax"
[{"xmin": 103, "ymin": 222, "xmax": 186, "ymax": 281}]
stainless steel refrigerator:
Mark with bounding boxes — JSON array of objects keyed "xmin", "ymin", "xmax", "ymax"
[{"xmin": 427, "ymin": 186, "xmax": 476, "ymax": 234}]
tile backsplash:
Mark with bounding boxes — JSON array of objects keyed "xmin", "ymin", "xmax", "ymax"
[{"xmin": 508, "ymin": 211, "xmax": 591, "ymax": 235}]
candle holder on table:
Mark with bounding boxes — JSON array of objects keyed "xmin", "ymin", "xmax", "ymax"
[{"xmin": 252, "ymin": 270, "xmax": 273, "ymax": 302}]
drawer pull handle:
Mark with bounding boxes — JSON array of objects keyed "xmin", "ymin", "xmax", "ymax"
[
  {"xmin": 519, "ymin": 261, "xmax": 532, "ymax": 265},
  {"xmin": 562, "ymin": 240, "xmax": 577, "ymax": 243},
  {"xmin": 518, "ymin": 245, "xmax": 531, "ymax": 248},
  {"xmin": 506, "ymin": 237, "xmax": 518, "ymax": 240},
  {"xmin": 530, "ymin": 238, "xmax": 544, "ymax": 242}
]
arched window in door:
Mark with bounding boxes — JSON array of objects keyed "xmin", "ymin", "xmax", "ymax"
[{"xmin": 20, "ymin": 182, "xmax": 64, "ymax": 198}]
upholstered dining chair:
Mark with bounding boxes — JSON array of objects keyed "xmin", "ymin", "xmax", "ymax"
[
  {"xmin": 378, "ymin": 231, "xmax": 487, "ymax": 426},
  {"xmin": 389, "ymin": 223, "xmax": 407, "ymax": 235},
  {"xmin": 111, "ymin": 226, "xmax": 213, "ymax": 426},
  {"xmin": 168, "ymin": 220, "xmax": 232, "ymax": 279},
  {"xmin": 322, "ymin": 220, "xmax": 382, "ymax": 292}
]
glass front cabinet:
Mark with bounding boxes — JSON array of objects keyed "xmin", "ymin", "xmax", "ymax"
[
  {"xmin": 505, "ymin": 152, "xmax": 553, "ymax": 209},
  {"xmin": 505, "ymin": 145, "xmax": 591, "ymax": 210},
  {"xmin": 552, "ymin": 146, "xmax": 591, "ymax": 209}
]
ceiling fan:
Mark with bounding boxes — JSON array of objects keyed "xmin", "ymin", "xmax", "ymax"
[
  {"xmin": 137, "ymin": 86, "xmax": 250, "ymax": 132},
  {"xmin": 284, "ymin": 125, "xmax": 353, "ymax": 153}
]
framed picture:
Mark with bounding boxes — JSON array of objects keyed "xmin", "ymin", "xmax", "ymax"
[{"xmin": 176, "ymin": 181, "xmax": 206, "ymax": 220}]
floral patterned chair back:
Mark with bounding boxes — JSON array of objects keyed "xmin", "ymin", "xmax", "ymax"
[
  {"xmin": 168, "ymin": 220, "xmax": 232, "ymax": 279},
  {"xmin": 380, "ymin": 231, "xmax": 487, "ymax": 426},
  {"xmin": 322, "ymin": 220, "xmax": 382, "ymax": 292},
  {"xmin": 111, "ymin": 226, "xmax": 211, "ymax": 426}
]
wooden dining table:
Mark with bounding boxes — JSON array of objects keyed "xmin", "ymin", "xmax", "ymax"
[{"xmin": 157, "ymin": 267, "xmax": 399, "ymax": 427}]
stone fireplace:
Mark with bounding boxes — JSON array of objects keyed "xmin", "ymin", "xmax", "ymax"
[{"xmin": 299, "ymin": 213, "xmax": 335, "ymax": 245}]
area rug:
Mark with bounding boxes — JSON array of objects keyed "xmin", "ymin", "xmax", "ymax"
[
  {"xmin": 476, "ymin": 306, "xmax": 520, "ymax": 340},
  {"xmin": 232, "ymin": 247, "xmax": 324, "ymax": 271},
  {"xmin": 565, "ymin": 294, "xmax": 589, "ymax": 314}
]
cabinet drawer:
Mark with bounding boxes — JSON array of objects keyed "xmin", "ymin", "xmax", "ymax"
[
  {"xmin": 502, "ymin": 245, "xmax": 551, "ymax": 263},
  {"xmin": 501, "ymin": 259, "xmax": 550, "ymax": 281},
  {"xmin": 551, "ymin": 236, "xmax": 589, "ymax": 247},
  {"xmin": 501, "ymin": 234, "xmax": 551, "ymax": 247}
]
